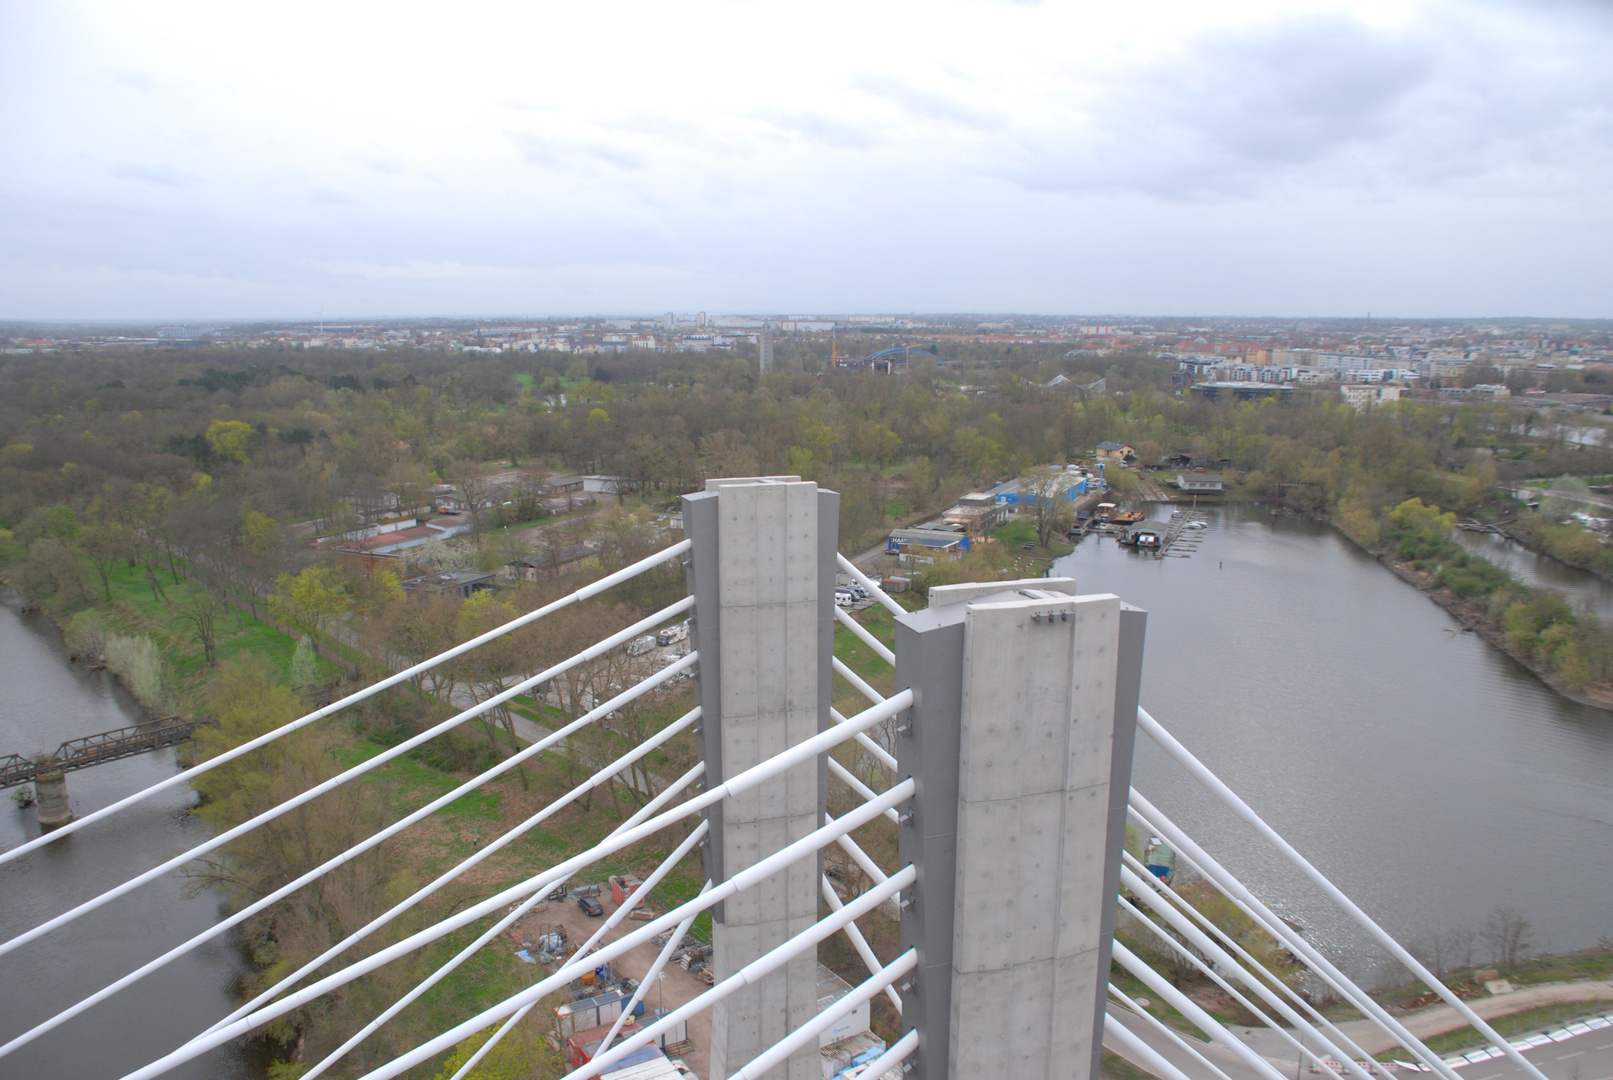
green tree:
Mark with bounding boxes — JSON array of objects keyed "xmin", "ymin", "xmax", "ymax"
[
  {"xmin": 206, "ymin": 420, "xmax": 254, "ymax": 463},
  {"xmin": 269, "ymin": 565, "xmax": 348, "ymax": 640}
]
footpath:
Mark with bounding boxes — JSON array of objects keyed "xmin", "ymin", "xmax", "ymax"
[{"xmin": 1239, "ymin": 980, "xmax": 1613, "ymax": 1059}]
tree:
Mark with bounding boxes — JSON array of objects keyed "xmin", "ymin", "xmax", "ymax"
[
  {"xmin": 290, "ymin": 636, "xmax": 316, "ymax": 686},
  {"xmin": 18, "ymin": 538, "xmax": 91, "ymax": 607},
  {"xmin": 80, "ymin": 520, "xmax": 131, "ymax": 601},
  {"xmin": 451, "ymin": 462, "xmax": 493, "ymax": 538},
  {"xmin": 270, "ymin": 565, "xmax": 348, "ymax": 640},
  {"xmin": 206, "ymin": 419, "xmax": 254, "ymax": 463},
  {"xmin": 449, "ymin": 591, "xmax": 533, "ymax": 786},
  {"xmin": 1019, "ymin": 465, "xmax": 1076, "ymax": 548},
  {"xmin": 180, "ymin": 590, "xmax": 222, "ymax": 666},
  {"xmin": 1482, "ymin": 906, "xmax": 1535, "ymax": 966}
]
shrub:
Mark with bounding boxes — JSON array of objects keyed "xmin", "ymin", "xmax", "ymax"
[{"xmin": 104, "ymin": 633, "xmax": 168, "ymax": 708}]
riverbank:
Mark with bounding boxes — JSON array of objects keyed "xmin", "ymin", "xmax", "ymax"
[
  {"xmin": 1377, "ymin": 554, "xmax": 1613, "ymax": 712},
  {"xmin": 1323, "ymin": 494, "xmax": 1613, "ymax": 714}
]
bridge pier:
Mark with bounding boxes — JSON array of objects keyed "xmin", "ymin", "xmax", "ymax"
[{"xmin": 34, "ymin": 764, "xmax": 73, "ymax": 828}]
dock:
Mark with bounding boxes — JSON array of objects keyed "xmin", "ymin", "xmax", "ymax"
[{"xmin": 1156, "ymin": 510, "xmax": 1208, "ymax": 559}]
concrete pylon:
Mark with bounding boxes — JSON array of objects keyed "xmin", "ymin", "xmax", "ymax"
[
  {"xmin": 894, "ymin": 580, "xmax": 1145, "ymax": 1080},
  {"xmin": 34, "ymin": 764, "xmax": 73, "ymax": 828},
  {"xmin": 684, "ymin": 477, "xmax": 837, "ymax": 1080}
]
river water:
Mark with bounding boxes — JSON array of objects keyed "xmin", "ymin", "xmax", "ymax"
[
  {"xmin": 0, "ymin": 593, "xmax": 261, "ymax": 1080},
  {"xmin": 1054, "ymin": 503, "xmax": 1613, "ymax": 983},
  {"xmin": 3, "ymin": 505, "xmax": 1611, "ymax": 1070}
]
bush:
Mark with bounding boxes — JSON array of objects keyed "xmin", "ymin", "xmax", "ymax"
[
  {"xmin": 104, "ymin": 633, "xmax": 168, "ymax": 708},
  {"xmin": 65, "ymin": 609, "xmax": 106, "ymax": 656},
  {"xmin": 289, "ymin": 637, "xmax": 316, "ymax": 688},
  {"xmin": 1435, "ymin": 558, "xmax": 1513, "ymax": 599}
]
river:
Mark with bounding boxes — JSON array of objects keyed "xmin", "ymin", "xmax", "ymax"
[
  {"xmin": 0, "ymin": 593, "xmax": 262, "ymax": 1080},
  {"xmin": 1053, "ymin": 503, "xmax": 1613, "ymax": 983},
  {"xmin": 4, "ymin": 507, "xmax": 1611, "ymax": 1068}
]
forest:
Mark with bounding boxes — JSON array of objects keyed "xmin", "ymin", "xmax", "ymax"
[{"xmin": 7, "ymin": 341, "xmax": 1613, "ymax": 1077}]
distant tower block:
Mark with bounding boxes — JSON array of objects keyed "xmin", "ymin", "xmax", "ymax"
[{"xmin": 759, "ymin": 324, "xmax": 774, "ymax": 375}]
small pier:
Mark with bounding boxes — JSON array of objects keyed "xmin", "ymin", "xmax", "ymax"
[{"xmin": 1156, "ymin": 510, "xmax": 1208, "ymax": 558}]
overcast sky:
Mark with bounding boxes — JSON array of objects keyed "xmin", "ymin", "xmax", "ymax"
[{"xmin": 2, "ymin": 0, "xmax": 1609, "ymax": 321}]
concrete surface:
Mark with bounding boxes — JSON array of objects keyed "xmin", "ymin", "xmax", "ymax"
[
  {"xmin": 948, "ymin": 591, "xmax": 1125, "ymax": 1080},
  {"xmin": 699, "ymin": 480, "xmax": 826, "ymax": 1080}
]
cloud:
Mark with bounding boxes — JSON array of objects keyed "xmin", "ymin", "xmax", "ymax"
[
  {"xmin": 759, "ymin": 112, "xmax": 875, "ymax": 150},
  {"xmin": 509, "ymin": 131, "xmax": 644, "ymax": 174},
  {"xmin": 5, "ymin": 0, "xmax": 1613, "ymax": 318},
  {"xmin": 109, "ymin": 161, "xmax": 194, "ymax": 188},
  {"xmin": 854, "ymin": 75, "xmax": 1005, "ymax": 132},
  {"xmin": 1006, "ymin": 7, "xmax": 1613, "ymax": 201}
]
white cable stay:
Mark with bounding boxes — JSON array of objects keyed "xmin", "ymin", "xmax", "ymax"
[
  {"xmin": 1138, "ymin": 708, "xmax": 1549, "ymax": 1080},
  {"xmin": 1128, "ymin": 792, "xmax": 1461, "ymax": 1080},
  {"xmin": 0, "ymin": 539, "xmax": 691, "ymax": 868},
  {"xmin": 836, "ymin": 553, "xmax": 905, "ymax": 618},
  {"xmin": 832, "ymin": 655, "xmax": 885, "ymax": 707},
  {"xmin": 459, "ymin": 868, "xmax": 717, "ymax": 1080},
  {"xmin": 554, "ymin": 870, "xmax": 917, "ymax": 1080},
  {"xmin": 0, "ymin": 593, "xmax": 693, "ymax": 961},
  {"xmin": 722, "ymin": 949, "xmax": 917, "ymax": 1080},
  {"xmin": 340, "ymin": 814, "xmax": 918, "ymax": 1080},
  {"xmin": 1112, "ymin": 939, "xmax": 1291, "ymax": 1080},
  {"xmin": 206, "ymin": 745, "xmax": 706, "ymax": 1038},
  {"xmin": 1103, "ymin": 1004, "xmax": 1208, "ymax": 1080},
  {"xmin": 1108, "ymin": 985, "xmax": 1235, "ymax": 1080},
  {"xmin": 118, "ymin": 699, "xmax": 914, "ymax": 1080},
  {"xmin": 301, "ymin": 821, "xmax": 711, "ymax": 1080},
  {"xmin": 841, "ymin": 1028, "xmax": 919, "ymax": 1080},
  {"xmin": 1122, "ymin": 817, "xmax": 1388, "ymax": 1073},
  {"xmin": 208, "ymin": 689, "xmax": 881, "ymax": 1040},
  {"xmin": 827, "ymin": 757, "xmax": 901, "ymax": 823},
  {"xmin": 590, "ymin": 880, "xmax": 712, "ymax": 1060},
  {"xmin": 1117, "ymin": 890, "xmax": 1351, "ymax": 1080},
  {"xmin": 829, "ymin": 707, "xmax": 897, "ymax": 773},
  {"xmin": 833, "ymin": 604, "xmax": 895, "ymax": 666},
  {"xmin": 820, "ymin": 874, "xmax": 902, "ymax": 1012},
  {"xmin": 827, "ymin": 815, "xmax": 896, "ymax": 911},
  {"xmin": 1120, "ymin": 849, "xmax": 1382, "ymax": 1072},
  {"xmin": 0, "ymin": 655, "xmax": 698, "ymax": 1061}
]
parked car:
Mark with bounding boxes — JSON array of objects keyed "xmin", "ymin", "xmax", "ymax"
[{"xmin": 577, "ymin": 896, "xmax": 604, "ymax": 917}]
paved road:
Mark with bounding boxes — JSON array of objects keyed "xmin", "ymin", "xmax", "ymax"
[
  {"xmin": 1240, "ymin": 984, "xmax": 1613, "ymax": 1060},
  {"xmin": 1110, "ymin": 1007, "xmax": 1613, "ymax": 1080}
]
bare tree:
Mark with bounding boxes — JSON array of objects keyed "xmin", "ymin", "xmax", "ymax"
[
  {"xmin": 179, "ymin": 590, "xmax": 222, "ymax": 666},
  {"xmin": 1018, "ymin": 465, "xmax": 1076, "ymax": 549},
  {"xmin": 452, "ymin": 461, "xmax": 493, "ymax": 539},
  {"xmin": 1483, "ymin": 907, "xmax": 1535, "ymax": 966}
]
